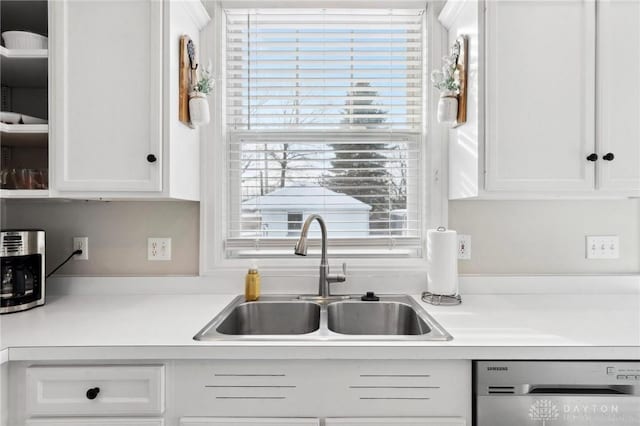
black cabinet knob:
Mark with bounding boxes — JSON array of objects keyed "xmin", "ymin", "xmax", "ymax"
[
  {"xmin": 146, "ymin": 154, "xmax": 157, "ymax": 163},
  {"xmin": 86, "ymin": 387, "xmax": 100, "ymax": 400},
  {"xmin": 586, "ymin": 153, "xmax": 598, "ymax": 162},
  {"xmin": 603, "ymin": 152, "xmax": 615, "ymax": 161}
]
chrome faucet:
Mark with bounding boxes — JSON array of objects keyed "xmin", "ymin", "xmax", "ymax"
[{"xmin": 294, "ymin": 214, "xmax": 347, "ymax": 300}]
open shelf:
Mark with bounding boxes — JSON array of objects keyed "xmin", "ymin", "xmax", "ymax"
[
  {"xmin": 0, "ymin": 46, "xmax": 47, "ymax": 59},
  {"xmin": 1, "ymin": 0, "xmax": 50, "ymax": 200},
  {"xmin": 0, "ymin": 46, "xmax": 48, "ymax": 88},
  {"xmin": 0, "ymin": 122, "xmax": 48, "ymax": 147},
  {"xmin": 0, "ymin": 189, "xmax": 49, "ymax": 199},
  {"xmin": 0, "ymin": 122, "xmax": 48, "ymax": 133}
]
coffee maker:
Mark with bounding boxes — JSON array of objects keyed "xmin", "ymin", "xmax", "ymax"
[{"xmin": 1, "ymin": 230, "xmax": 45, "ymax": 314}]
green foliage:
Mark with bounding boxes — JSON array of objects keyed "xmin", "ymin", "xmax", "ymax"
[{"xmin": 194, "ymin": 69, "xmax": 215, "ymax": 95}]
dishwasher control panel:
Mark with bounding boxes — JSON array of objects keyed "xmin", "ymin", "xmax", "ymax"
[{"xmin": 607, "ymin": 364, "xmax": 640, "ymax": 380}]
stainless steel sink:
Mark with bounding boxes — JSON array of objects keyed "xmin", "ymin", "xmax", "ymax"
[
  {"xmin": 327, "ymin": 301, "xmax": 431, "ymax": 335},
  {"xmin": 216, "ymin": 301, "xmax": 321, "ymax": 335},
  {"xmin": 194, "ymin": 295, "xmax": 452, "ymax": 341}
]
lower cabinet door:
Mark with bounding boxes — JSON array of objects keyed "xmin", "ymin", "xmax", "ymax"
[
  {"xmin": 326, "ymin": 418, "xmax": 466, "ymax": 426},
  {"xmin": 26, "ymin": 419, "xmax": 164, "ymax": 426},
  {"xmin": 180, "ymin": 418, "xmax": 319, "ymax": 426}
]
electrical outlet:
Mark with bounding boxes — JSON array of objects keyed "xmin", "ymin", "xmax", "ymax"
[
  {"xmin": 586, "ymin": 235, "xmax": 619, "ymax": 259},
  {"xmin": 73, "ymin": 237, "xmax": 89, "ymax": 260},
  {"xmin": 457, "ymin": 234, "xmax": 471, "ymax": 260},
  {"xmin": 148, "ymin": 237, "xmax": 172, "ymax": 261}
]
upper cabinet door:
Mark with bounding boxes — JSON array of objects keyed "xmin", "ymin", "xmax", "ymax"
[
  {"xmin": 484, "ymin": 0, "xmax": 596, "ymax": 192},
  {"xmin": 51, "ymin": 0, "xmax": 162, "ymax": 192},
  {"xmin": 597, "ymin": 0, "xmax": 640, "ymax": 192}
]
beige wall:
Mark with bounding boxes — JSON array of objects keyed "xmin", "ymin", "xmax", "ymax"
[
  {"xmin": 2, "ymin": 200, "xmax": 199, "ymax": 276},
  {"xmin": 2, "ymin": 199, "xmax": 639, "ymax": 276},
  {"xmin": 450, "ymin": 199, "xmax": 640, "ymax": 275}
]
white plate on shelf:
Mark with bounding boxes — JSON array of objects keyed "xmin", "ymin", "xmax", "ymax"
[
  {"xmin": 0, "ymin": 112, "xmax": 21, "ymax": 124},
  {"xmin": 1, "ymin": 31, "xmax": 48, "ymax": 50},
  {"xmin": 20, "ymin": 114, "xmax": 47, "ymax": 124}
]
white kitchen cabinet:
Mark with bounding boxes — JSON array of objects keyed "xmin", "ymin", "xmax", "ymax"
[
  {"xmin": 26, "ymin": 420, "xmax": 164, "ymax": 426},
  {"xmin": 445, "ymin": 0, "xmax": 640, "ymax": 198},
  {"xmin": 326, "ymin": 418, "xmax": 465, "ymax": 426},
  {"xmin": 172, "ymin": 360, "xmax": 471, "ymax": 420},
  {"xmin": 180, "ymin": 418, "xmax": 319, "ymax": 426},
  {"xmin": 49, "ymin": 0, "xmax": 209, "ymax": 199},
  {"xmin": 596, "ymin": 0, "xmax": 640, "ymax": 192},
  {"xmin": 50, "ymin": 0, "xmax": 163, "ymax": 193},
  {"xmin": 484, "ymin": 0, "xmax": 596, "ymax": 193},
  {"xmin": 9, "ymin": 360, "xmax": 470, "ymax": 425}
]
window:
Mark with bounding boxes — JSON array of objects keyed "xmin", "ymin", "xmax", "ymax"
[
  {"xmin": 287, "ymin": 212, "xmax": 303, "ymax": 237},
  {"xmin": 222, "ymin": 7, "xmax": 427, "ymax": 259}
]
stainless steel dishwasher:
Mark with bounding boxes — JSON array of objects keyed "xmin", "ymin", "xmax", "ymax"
[{"xmin": 475, "ymin": 361, "xmax": 640, "ymax": 425}]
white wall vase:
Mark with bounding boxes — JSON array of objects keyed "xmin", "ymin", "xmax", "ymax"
[
  {"xmin": 437, "ymin": 90, "xmax": 459, "ymax": 127},
  {"xmin": 189, "ymin": 91, "xmax": 210, "ymax": 127}
]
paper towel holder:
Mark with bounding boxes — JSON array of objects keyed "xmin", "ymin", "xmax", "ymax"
[
  {"xmin": 424, "ymin": 225, "xmax": 462, "ymax": 305},
  {"xmin": 422, "ymin": 291, "xmax": 462, "ymax": 306}
]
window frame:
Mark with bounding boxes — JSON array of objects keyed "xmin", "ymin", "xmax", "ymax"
[{"xmin": 200, "ymin": 0, "xmax": 448, "ymax": 274}]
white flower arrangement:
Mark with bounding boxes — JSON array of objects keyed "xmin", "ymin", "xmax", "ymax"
[
  {"xmin": 431, "ymin": 42, "xmax": 461, "ymax": 93},
  {"xmin": 193, "ymin": 61, "xmax": 215, "ymax": 95}
]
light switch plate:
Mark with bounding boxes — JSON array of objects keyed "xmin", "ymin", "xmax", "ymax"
[
  {"xmin": 148, "ymin": 237, "xmax": 172, "ymax": 261},
  {"xmin": 586, "ymin": 235, "xmax": 619, "ymax": 259}
]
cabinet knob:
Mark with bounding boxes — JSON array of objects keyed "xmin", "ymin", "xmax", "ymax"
[
  {"xmin": 146, "ymin": 154, "xmax": 157, "ymax": 163},
  {"xmin": 603, "ymin": 152, "xmax": 615, "ymax": 161},
  {"xmin": 86, "ymin": 387, "xmax": 100, "ymax": 400},
  {"xmin": 586, "ymin": 153, "xmax": 598, "ymax": 162}
]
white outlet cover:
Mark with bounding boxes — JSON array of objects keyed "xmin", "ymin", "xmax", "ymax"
[
  {"xmin": 457, "ymin": 234, "xmax": 471, "ymax": 260},
  {"xmin": 148, "ymin": 237, "xmax": 172, "ymax": 261},
  {"xmin": 586, "ymin": 235, "xmax": 619, "ymax": 259},
  {"xmin": 73, "ymin": 237, "xmax": 88, "ymax": 260}
]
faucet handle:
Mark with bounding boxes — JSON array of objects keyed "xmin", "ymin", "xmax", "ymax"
[{"xmin": 327, "ymin": 262, "xmax": 347, "ymax": 284}]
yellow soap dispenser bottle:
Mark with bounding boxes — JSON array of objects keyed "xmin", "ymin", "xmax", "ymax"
[{"xmin": 245, "ymin": 263, "xmax": 260, "ymax": 301}]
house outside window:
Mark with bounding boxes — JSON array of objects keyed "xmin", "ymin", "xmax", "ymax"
[{"xmin": 215, "ymin": 6, "xmax": 431, "ymax": 261}]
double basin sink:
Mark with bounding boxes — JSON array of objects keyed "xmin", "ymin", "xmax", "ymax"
[{"xmin": 194, "ymin": 294, "xmax": 452, "ymax": 341}]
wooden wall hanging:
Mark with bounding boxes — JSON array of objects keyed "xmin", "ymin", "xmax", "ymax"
[
  {"xmin": 179, "ymin": 35, "xmax": 198, "ymax": 125},
  {"xmin": 454, "ymin": 35, "xmax": 468, "ymax": 127}
]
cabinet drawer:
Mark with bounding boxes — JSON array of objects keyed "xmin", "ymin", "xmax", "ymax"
[
  {"xmin": 326, "ymin": 418, "xmax": 465, "ymax": 426},
  {"xmin": 26, "ymin": 419, "xmax": 164, "ymax": 426},
  {"xmin": 26, "ymin": 365, "xmax": 165, "ymax": 417},
  {"xmin": 180, "ymin": 419, "xmax": 319, "ymax": 426}
]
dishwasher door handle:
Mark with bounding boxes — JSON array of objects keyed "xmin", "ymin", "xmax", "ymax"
[{"xmin": 526, "ymin": 384, "xmax": 635, "ymax": 395}]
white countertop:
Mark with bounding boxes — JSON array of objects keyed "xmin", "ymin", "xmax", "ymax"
[{"xmin": 1, "ymin": 279, "xmax": 639, "ymax": 361}]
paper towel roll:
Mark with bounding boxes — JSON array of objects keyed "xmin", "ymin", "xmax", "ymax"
[{"xmin": 427, "ymin": 227, "xmax": 459, "ymax": 296}]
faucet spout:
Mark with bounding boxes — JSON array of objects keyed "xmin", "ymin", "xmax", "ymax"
[
  {"xmin": 294, "ymin": 214, "xmax": 346, "ymax": 300},
  {"xmin": 295, "ymin": 214, "xmax": 327, "ymax": 260}
]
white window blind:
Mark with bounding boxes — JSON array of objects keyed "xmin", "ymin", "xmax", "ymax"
[
  {"xmin": 226, "ymin": 8, "xmax": 424, "ymax": 130},
  {"xmin": 224, "ymin": 8, "xmax": 426, "ymax": 258}
]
